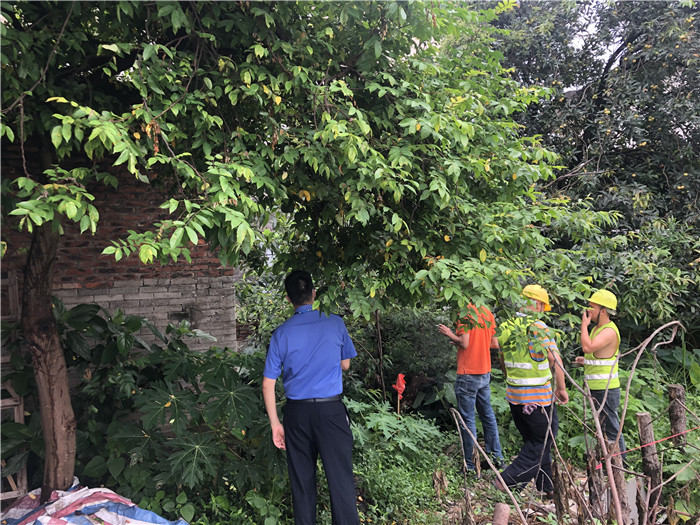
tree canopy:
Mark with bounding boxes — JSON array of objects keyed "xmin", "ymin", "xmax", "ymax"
[
  {"xmin": 490, "ymin": 0, "xmax": 700, "ymax": 340},
  {"xmin": 2, "ymin": 1, "xmax": 611, "ymax": 321}
]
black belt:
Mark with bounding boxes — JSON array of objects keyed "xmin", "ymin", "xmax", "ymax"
[{"xmin": 287, "ymin": 394, "xmax": 342, "ymax": 403}]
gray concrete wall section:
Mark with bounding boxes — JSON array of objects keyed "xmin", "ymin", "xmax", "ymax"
[{"xmin": 54, "ymin": 275, "xmax": 238, "ymax": 353}]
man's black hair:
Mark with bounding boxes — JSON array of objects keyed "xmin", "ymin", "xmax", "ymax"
[{"xmin": 285, "ymin": 270, "xmax": 314, "ymax": 306}]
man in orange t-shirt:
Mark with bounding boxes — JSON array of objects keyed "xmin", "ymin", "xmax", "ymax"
[{"xmin": 439, "ymin": 304, "xmax": 504, "ymax": 472}]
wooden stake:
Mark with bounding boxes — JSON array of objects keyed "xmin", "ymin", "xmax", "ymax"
[
  {"xmin": 586, "ymin": 447, "xmax": 605, "ymax": 522},
  {"xmin": 552, "ymin": 458, "xmax": 570, "ymax": 525},
  {"xmin": 637, "ymin": 412, "xmax": 663, "ymax": 519},
  {"xmin": 609, "ymin": 441, "xmax": 630, "ymax": 524},
  {"xmin": 668, "ymin": 384, "xmax": 687, "ymax": 449},
  {"xmin": 493, "ymin": 502, "xmax": 510, "ymax": 525}
]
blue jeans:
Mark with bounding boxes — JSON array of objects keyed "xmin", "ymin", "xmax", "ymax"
[
  {"xmin": 591, "ymin": 387, "xmax": 626, "ymax": 457},
  {"xmin": 455, "ymin": 373, "xmax": 504, "ymax": 469}
]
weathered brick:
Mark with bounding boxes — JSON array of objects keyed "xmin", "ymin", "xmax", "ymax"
[{"xmin": 2, "ymin": 148, "xmax": 244, "ymax": 349}]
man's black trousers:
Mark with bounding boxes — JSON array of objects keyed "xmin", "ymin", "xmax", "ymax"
[
  {"xmin": 500, "ymin": 402, "xmax": 559, "ymax": 492},
  {"xmin": 283, "ymin": 399, "xmax": 359, "ymax": 525}
]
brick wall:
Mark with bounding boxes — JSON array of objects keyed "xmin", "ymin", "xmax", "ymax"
[{"xmin": 1, "ymin": 143, "xmax": 241, "ymax": 352}]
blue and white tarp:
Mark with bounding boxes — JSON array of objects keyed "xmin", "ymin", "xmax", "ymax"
[{"xmin": 1, "ymin": 483, "xmax": 191, "ymax": 525}]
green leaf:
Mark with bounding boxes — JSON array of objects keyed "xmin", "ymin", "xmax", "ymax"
[
  {"xmin": 107, "ymin": 456, "xmax": 126, "ymax": 479},
  {"xmin": 200, "ymin": 379, "xmax": 258, "ymax": 433},
  {"xmin": 51, "ymin": 125, "xmax": 63, "ymax": 149},
  {"xmin": 347, "ymin": 146, "xmax": 357, "ymax": 164},
  {"xmin": 185, "ymin": 226, "xmax": 197, "ymax": 245},
  {"xmin": 180, "ymin": 504, "xmax": 195, "ymax": 523},
  {"xmin": 167, "ymin": 435, "xmax": 220, "ymax": 488},
  {"xmin": 83, "ymin": 456, "xmax": 107, "ymax": 478},
  {"xmin": 139, "ymin": 244, "xmax": 156, "ymax": 264},
  {"xmin": 101, "ymin": 44, "xmax": 121, "ymax": 54},
  {"xmin": 1, "ymin": 123, "xmax": 15, "ymax": 142},
  {"xmin": 170, "ymin": 228, "xmax": 184, "ymax": 250},
  {"xmin": 64, "ymin": 201, "xmax": 78, "ymax": 219},
  {"xmin": 143, "ymin": 44, "xmax": 156, "ymax": 61},
  {"xmin": 690, "ymin": 363, "xmax": 700, "ymax": 389}
]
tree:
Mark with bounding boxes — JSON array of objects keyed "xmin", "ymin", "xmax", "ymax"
[
  {"xmin": 490, "ymin": 0, "xmax": 700, "ymax": 342},
  {"xmin": 1, "ymin": 0, "xmax": 609, "ymax": 497}
]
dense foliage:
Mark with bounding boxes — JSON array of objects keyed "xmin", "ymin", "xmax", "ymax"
[
  {"xmin": 489, "ymin": 0, "xmax": 700, "ymax": 344},
  {"xmin": 4, "ymin": 295, "xmax": 698, "ymax": 523},
  {"xmin": 1, "ymin": 0, "xmax": 615, "ymax": 319},
  {"xmin": 1, "ymin": 302, "xmax": 465, "ymax": 524}
]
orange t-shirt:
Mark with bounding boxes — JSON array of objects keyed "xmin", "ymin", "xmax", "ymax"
[{"xmin": 455, "ymin": 305, "xmax": 496, "ymax": 375}]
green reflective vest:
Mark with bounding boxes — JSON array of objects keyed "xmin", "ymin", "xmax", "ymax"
[
  {"xmin": 499, "ymin": 315, "xmax": 552, "ymax": 387},
  {"xmin": 584, "ymin": 321, "xmax": 621, "ymax": 389}
]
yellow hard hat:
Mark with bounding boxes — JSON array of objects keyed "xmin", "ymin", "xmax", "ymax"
[
  {"xmin": 522, "ymin": 284, "xmax": 551, "ymax": 312},
  {"xmin": 589, "ymin": 289, "xmax": 617, "ymax": 311}
]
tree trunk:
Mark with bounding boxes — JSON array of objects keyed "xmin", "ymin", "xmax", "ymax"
[
  {"xmin": 22, "ymin": 222, "xmax": 76, "ymax": 502},
  {"xmin": 668, "ymin": 385, "xmax": 690, "ymax": 514},
  {"xmin": 375, "ymin": 310, "xmax": 387, "ymax": 402}
]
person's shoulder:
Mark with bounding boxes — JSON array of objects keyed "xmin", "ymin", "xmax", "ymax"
[
  {"xmin": 530, "ymin": 319, "xmax": 552, "ymax": 337},
  {"xmin": 479, "ymin": 306, "xmax": 495, "ymax": 322},
  {"xmin": 273, "ymin": 314, "xmax": 298, "ymax": 332},
  {"xmin": 327, "ymin": 312, "xmax": 349, "ymax": 323}
]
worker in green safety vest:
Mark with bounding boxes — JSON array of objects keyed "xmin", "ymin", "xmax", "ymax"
[
  {"xmin": 575, "ymin": 288, "xmax": 626, "ymax": 457},
  {"xmin": 493, "ymin": 284, "xmax": 568, "ymax": 497}
]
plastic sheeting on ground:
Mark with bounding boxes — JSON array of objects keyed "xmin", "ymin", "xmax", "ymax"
[{"xmin": 1, "ymin": 481, "xmax": 191, "ymax": 525}]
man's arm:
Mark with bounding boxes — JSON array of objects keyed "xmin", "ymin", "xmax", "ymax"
[
  {"xmin": 491, "ymin": 336, "xmax": 507, "ymax": 376},
  {"xmin": 262, "ymin": 377, "xmax": 286, "ymax": 449},
  {"xmin": 581, "ymin": 327, "xmax": 618, "ymax": 357},
  {"xmin": 580, "ymin": 310, "xmax": 617, "ymax": 357},
  {"xmin": 341, "ymin": 358, "xmax": 350, "ymax": 371},
  {"xmin": 547, "ymin": 348, "xmax": 569, "ymax": 405},
  {"xmin": 438, "ymin": 324, "xmax": 470, "ymax": 348}
]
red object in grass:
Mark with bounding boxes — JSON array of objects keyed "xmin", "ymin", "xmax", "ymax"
[{"xmin": 392, "ymin": 373, "xmax": 406, "ymax": 400}]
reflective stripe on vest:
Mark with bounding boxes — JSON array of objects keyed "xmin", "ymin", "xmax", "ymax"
[
  {"xmin": 584, "ymin": 358, "xmax": 615, "ymax": 366},
  {"xmin": 505, "ymin": 360, "xmax": 550, "ymax": 370},
  {"xmin": 585, "ymin": 372, "xmax": 619, "ymax": 381},
  {"xmin": 584, "ymin": 321, "xmax": 621, "ymax": 389},
  {"xmin": 507, "ymin": 373, "xmax": 553, "ymax": 386}
]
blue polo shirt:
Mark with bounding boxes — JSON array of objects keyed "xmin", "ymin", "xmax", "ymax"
[{"xmin": 264, "ymin": 305, "xmax": 357, "ymax": 400}]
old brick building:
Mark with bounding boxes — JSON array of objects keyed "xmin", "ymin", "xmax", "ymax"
[{"xmin": 1, "ymin": 143, "xmax": 242, "ymax": 352}]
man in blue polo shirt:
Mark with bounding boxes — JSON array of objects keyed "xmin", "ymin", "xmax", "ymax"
[{"xmin": 262, "ymin": 270, "xmax": 360, "ymax": 525}]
